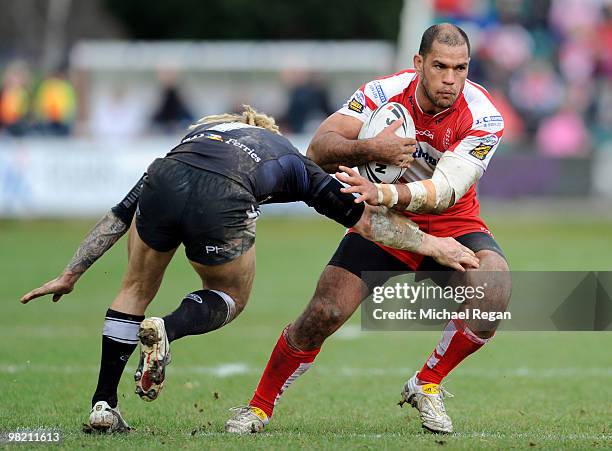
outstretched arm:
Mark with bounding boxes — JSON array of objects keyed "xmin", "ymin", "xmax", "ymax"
[
  {"xmin": 20, "ymin": 210, "xmax": 129, "ymax": 304},
  {"xmin": 306, "ymin": 176, "xmax": 479, "ymax": 272},
  {"xmin": 20, "ymin": 174, "xmax": 146, "ymax": 304}
]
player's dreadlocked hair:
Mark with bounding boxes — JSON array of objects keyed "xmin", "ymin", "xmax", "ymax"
[{"xmin": 191, "ymin": 104, "xmax": 281, "ymax": 134}]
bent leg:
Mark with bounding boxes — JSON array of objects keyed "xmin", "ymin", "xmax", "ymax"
[
  {"xmin": 111, "ymin": 221, "xmax": 177, "ymax": 315},
  {"xmin": 248, "ymin": 265, "xmax": 369, "ymax": 419},
  {"xmin": 457, "ymin": 250, "xmax": 511, "ymax": 338},
  {"xmin": 92, "ymin": 223, "xmax": 176, "ymax": 408},
  {"xmin": 417, "ymin": 249, "xmax": 511, "ymax": 385},
  {"xmin": 161, "ymin": 246, "xmax": 256, "ymax": 342},
  {"xmin": 243, "ymin": 233, "xmax": 410, "ymax": 422},
  {"xmin": 289, "ymin": 265, "xmax": 368, "ymax": 350}
]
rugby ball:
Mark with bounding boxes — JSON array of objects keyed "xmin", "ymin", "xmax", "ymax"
[{"xmin": 357, "ymin": 102, "xmax": 415, "ymax": 183}]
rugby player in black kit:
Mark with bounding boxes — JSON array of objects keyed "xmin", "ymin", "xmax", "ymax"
[{"xmin": 20, "ymin": 106, "xmax": 478, "ymax": 433}]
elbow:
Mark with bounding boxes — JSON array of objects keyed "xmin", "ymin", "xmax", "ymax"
[
  {"xmin": 306, "ymin": 144, "xmax": 327, "ymax": 168},
  {"xmin": 352, "ymin": 206, "xmax": 373, "ymax": 241},
  {"xmin": 432, "ymin": 191, "xmax": 456, "ymax": 213},
  {"xmin": 306, "ymin": 145, "xmax": 337, "ymax": 173},
  {"xmin": 305, "ymin": 144, "xmax": 319, "ymax": 163}
]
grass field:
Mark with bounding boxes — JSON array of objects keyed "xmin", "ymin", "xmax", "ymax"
[{"xmin": 1, "ymin": 212, "xmax": 611, "ymax": 449}]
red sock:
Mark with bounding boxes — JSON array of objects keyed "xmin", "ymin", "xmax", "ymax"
[
  {"xmin": 417, "ymin": 319, "xmax": 490, "ymax": 385},
  {"xmin": 250, "ymin": 327, "xmax": 320, "ymax": 417}
]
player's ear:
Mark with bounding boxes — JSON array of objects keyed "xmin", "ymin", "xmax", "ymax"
[{"xmin": 413, "ymin": 54, "xmax": 423, "ymax": 75}]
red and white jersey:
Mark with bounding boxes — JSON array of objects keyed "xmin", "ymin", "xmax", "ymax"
[{"xmin": 338, "ymin": 69, "xmax": 504, "ymax": 222}]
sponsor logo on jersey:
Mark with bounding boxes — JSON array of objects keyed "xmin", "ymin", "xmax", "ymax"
[
  {"xmin": 412, "ymin": 143, "xmax": 438, "ymax": 166},
  {"xmin": 416, "ymin": 129, "xmax": 434, "ymax": 139},
  {"xmin": 182, "ymin": 132, "xmax": 204, "ymax": 143},
  {"xmin": 443, "ymin": 128, "xmax": 453, "ymax": 149},
  {"xmin": 368, "ymin": 81, "xmax": 387, "ymax": 103},
  {"xmin": 204, "ymin": 243, "xmax": 233, "ymax": 254},
  {"xmin": 480, "ymin": 134, "xmax": 499, "ymax": 146},
  {"xmin": 181, "ymin": 132, "xmax": 223, "ymax": 143},
  {"xmin": 407, "ymin": 95, "xmax": 417, "ymax": 114},
  {"xmin": 469, "ymin": 134, "xmax": 499, "ymax": 160},
  {"xmin": 474, "ymin": 115, "xmax": 503, "ymax": 128},
  {"xmin": 185, "ymin": 293, "xmax": 203, "ymax": 303},
  {"xmin": 225, "ymin": 138, "xmax": 262, "ymax": 163},
  {"xmin": 209, "ymin": 122, "xmax": 258, "ymax": 132},
  {"xmin": 204, "ymin": 132, "xmax": 224, "ymax": 141},
  {"xmin": 182, "ymin": 130, "xmax": 262, "ymax": 163},
  {"xmin": 348, "ymin": 91, "xmax": 365, "ymax": 113}
]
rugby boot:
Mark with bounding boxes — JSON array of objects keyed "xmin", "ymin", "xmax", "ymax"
[
  {"xmin": 225, "ymin": 406, "xmax": 269, "ymax": 433},
  {"xmin": 134, "ymin": 317, "xmax": 171, "ymax": 402},
  {"xmin": 399, "ymin": 371, "xmax": 454, "ymax": 434}
]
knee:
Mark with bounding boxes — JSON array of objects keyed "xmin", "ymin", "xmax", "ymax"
[
  {"xmin": 477, "ymin": 252, "xmax": 512, "ymax": 301},
  {"xmin": 204, "ymin": 284, "xmax": 249, "ymax": 317},
  {"xmin": 309, "ymin": 299, "xmax": 344, "ymax": 330}
]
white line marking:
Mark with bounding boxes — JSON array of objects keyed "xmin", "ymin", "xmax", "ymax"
[{"xmin": 335, "ymin": 324, "xmax": 362, "ymax": 340}]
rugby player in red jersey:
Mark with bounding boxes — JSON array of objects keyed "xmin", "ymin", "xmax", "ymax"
[{"xmin": 227, "ymin": 24, "xmax": 511, "ymax": 434}]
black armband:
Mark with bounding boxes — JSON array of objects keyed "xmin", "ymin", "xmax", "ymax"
[
  {"xmin": 111, "ymin": 173, "xmax": 146, "ymax": 225},
  {"xmin": 307, "ymin": 178, "xmax": 365, "ymax": 228}
]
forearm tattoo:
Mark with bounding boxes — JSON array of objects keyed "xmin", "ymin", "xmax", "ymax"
[
  {"xmin": 369, "ymin": 207, "xmax": 424, "ymax": 251},
  {"xmin": 64, "ymin": 211, "xmax": 129, "ymax": 275}
]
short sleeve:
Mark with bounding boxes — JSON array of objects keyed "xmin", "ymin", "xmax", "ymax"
[{"xmin": 449, "ymin": 114, "xmax": 504, "ymax": 171}]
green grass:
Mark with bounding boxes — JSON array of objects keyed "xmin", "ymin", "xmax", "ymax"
[{"xmin": 1, "ymin": 214, "xmax": 611, "ymax": 449}]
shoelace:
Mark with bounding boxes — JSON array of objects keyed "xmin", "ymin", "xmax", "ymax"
[
  {"xmin": 229, "ymin": 406, "xmax": 258, "ymax": 420},
  {"xmin": 438, "ymin": 386, "xmax": 454, "ymax": 399},
  {"xmin": 421, "ymin": 386, "xmax": 454, "ymax": 414}
]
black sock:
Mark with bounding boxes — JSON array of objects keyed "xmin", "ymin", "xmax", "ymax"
[
  {"xmin": 163, "ymin": 290, "xmax": 236, "ymax": 342},
  {"xmin": 91, "ymin": 309, "xmax": 144, "ymax": 408}
]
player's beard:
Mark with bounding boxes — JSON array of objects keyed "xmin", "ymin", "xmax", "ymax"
[{"xmin": 422, "ymin": 77, "xmax": 456, "ymax": 110}]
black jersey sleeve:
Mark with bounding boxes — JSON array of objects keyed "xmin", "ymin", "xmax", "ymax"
[
  {"xmin": 250, "ymin": 152, "xmax": 364, "ymax": 228},
  {"xmin": 305, "ymin": 177, "xmax": 364, "ymax": 228},
  {"xmin": 250, "ymin": 154, "xmax": 311, "ymax": 203},
  {"xmin": 298, "ymin": 155, "xmax": 364, "ymax": 228},
  {"xmin": 111, "ymin": 173, "xmax": 146, "ymax": 225}
]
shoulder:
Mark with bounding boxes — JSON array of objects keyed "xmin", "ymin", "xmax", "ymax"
[
  {"xmin": 459, "ymin": 80, "xmax": 504, "ymax": 134},
  {"xmin": 362, "ymin": 69, "xmax": 417, "ymax": 102}
]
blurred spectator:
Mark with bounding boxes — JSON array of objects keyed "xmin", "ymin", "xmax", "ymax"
[
  {"xmin": 480, "ymin": 24, "xmax": 533, "ymax": 73},
  {"xmin": 594, "ymin": 2, "xmax": 612, "ymax": 77},
  {"xmin": 593, "ymin": 79, "xmax": 612, "ymax": 143},
  {"xmin": 548, "ymin": 0, "xmax": 603, "ymax": 36},
  {"xmin": 90, "ymin": 85, "xmax": 145, "ymax": 141},
  {"xmin": 436, "ymin": 0, "xmax": 611, "ymax": 153},
  {"xmin": 0, "ymin": 60, "xmax": 32, "ymax": 137},
  {"xmin": 282, "ymin": 70, "xmax": 333, "ymax": 134},
  {"xmin": 151, "ymin": 68, "xmax": 193, "ymax": 134},
  {"xmin": 536, "ymin": 101, "xmax": 590, "ymax": 156},
  {"xmin": 34, "ymin": 69, "xmax": 77, "ymax": 136},
  {"xmin": 509, "ymin": 60, "xmax": 565, "ymax": 134}
]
